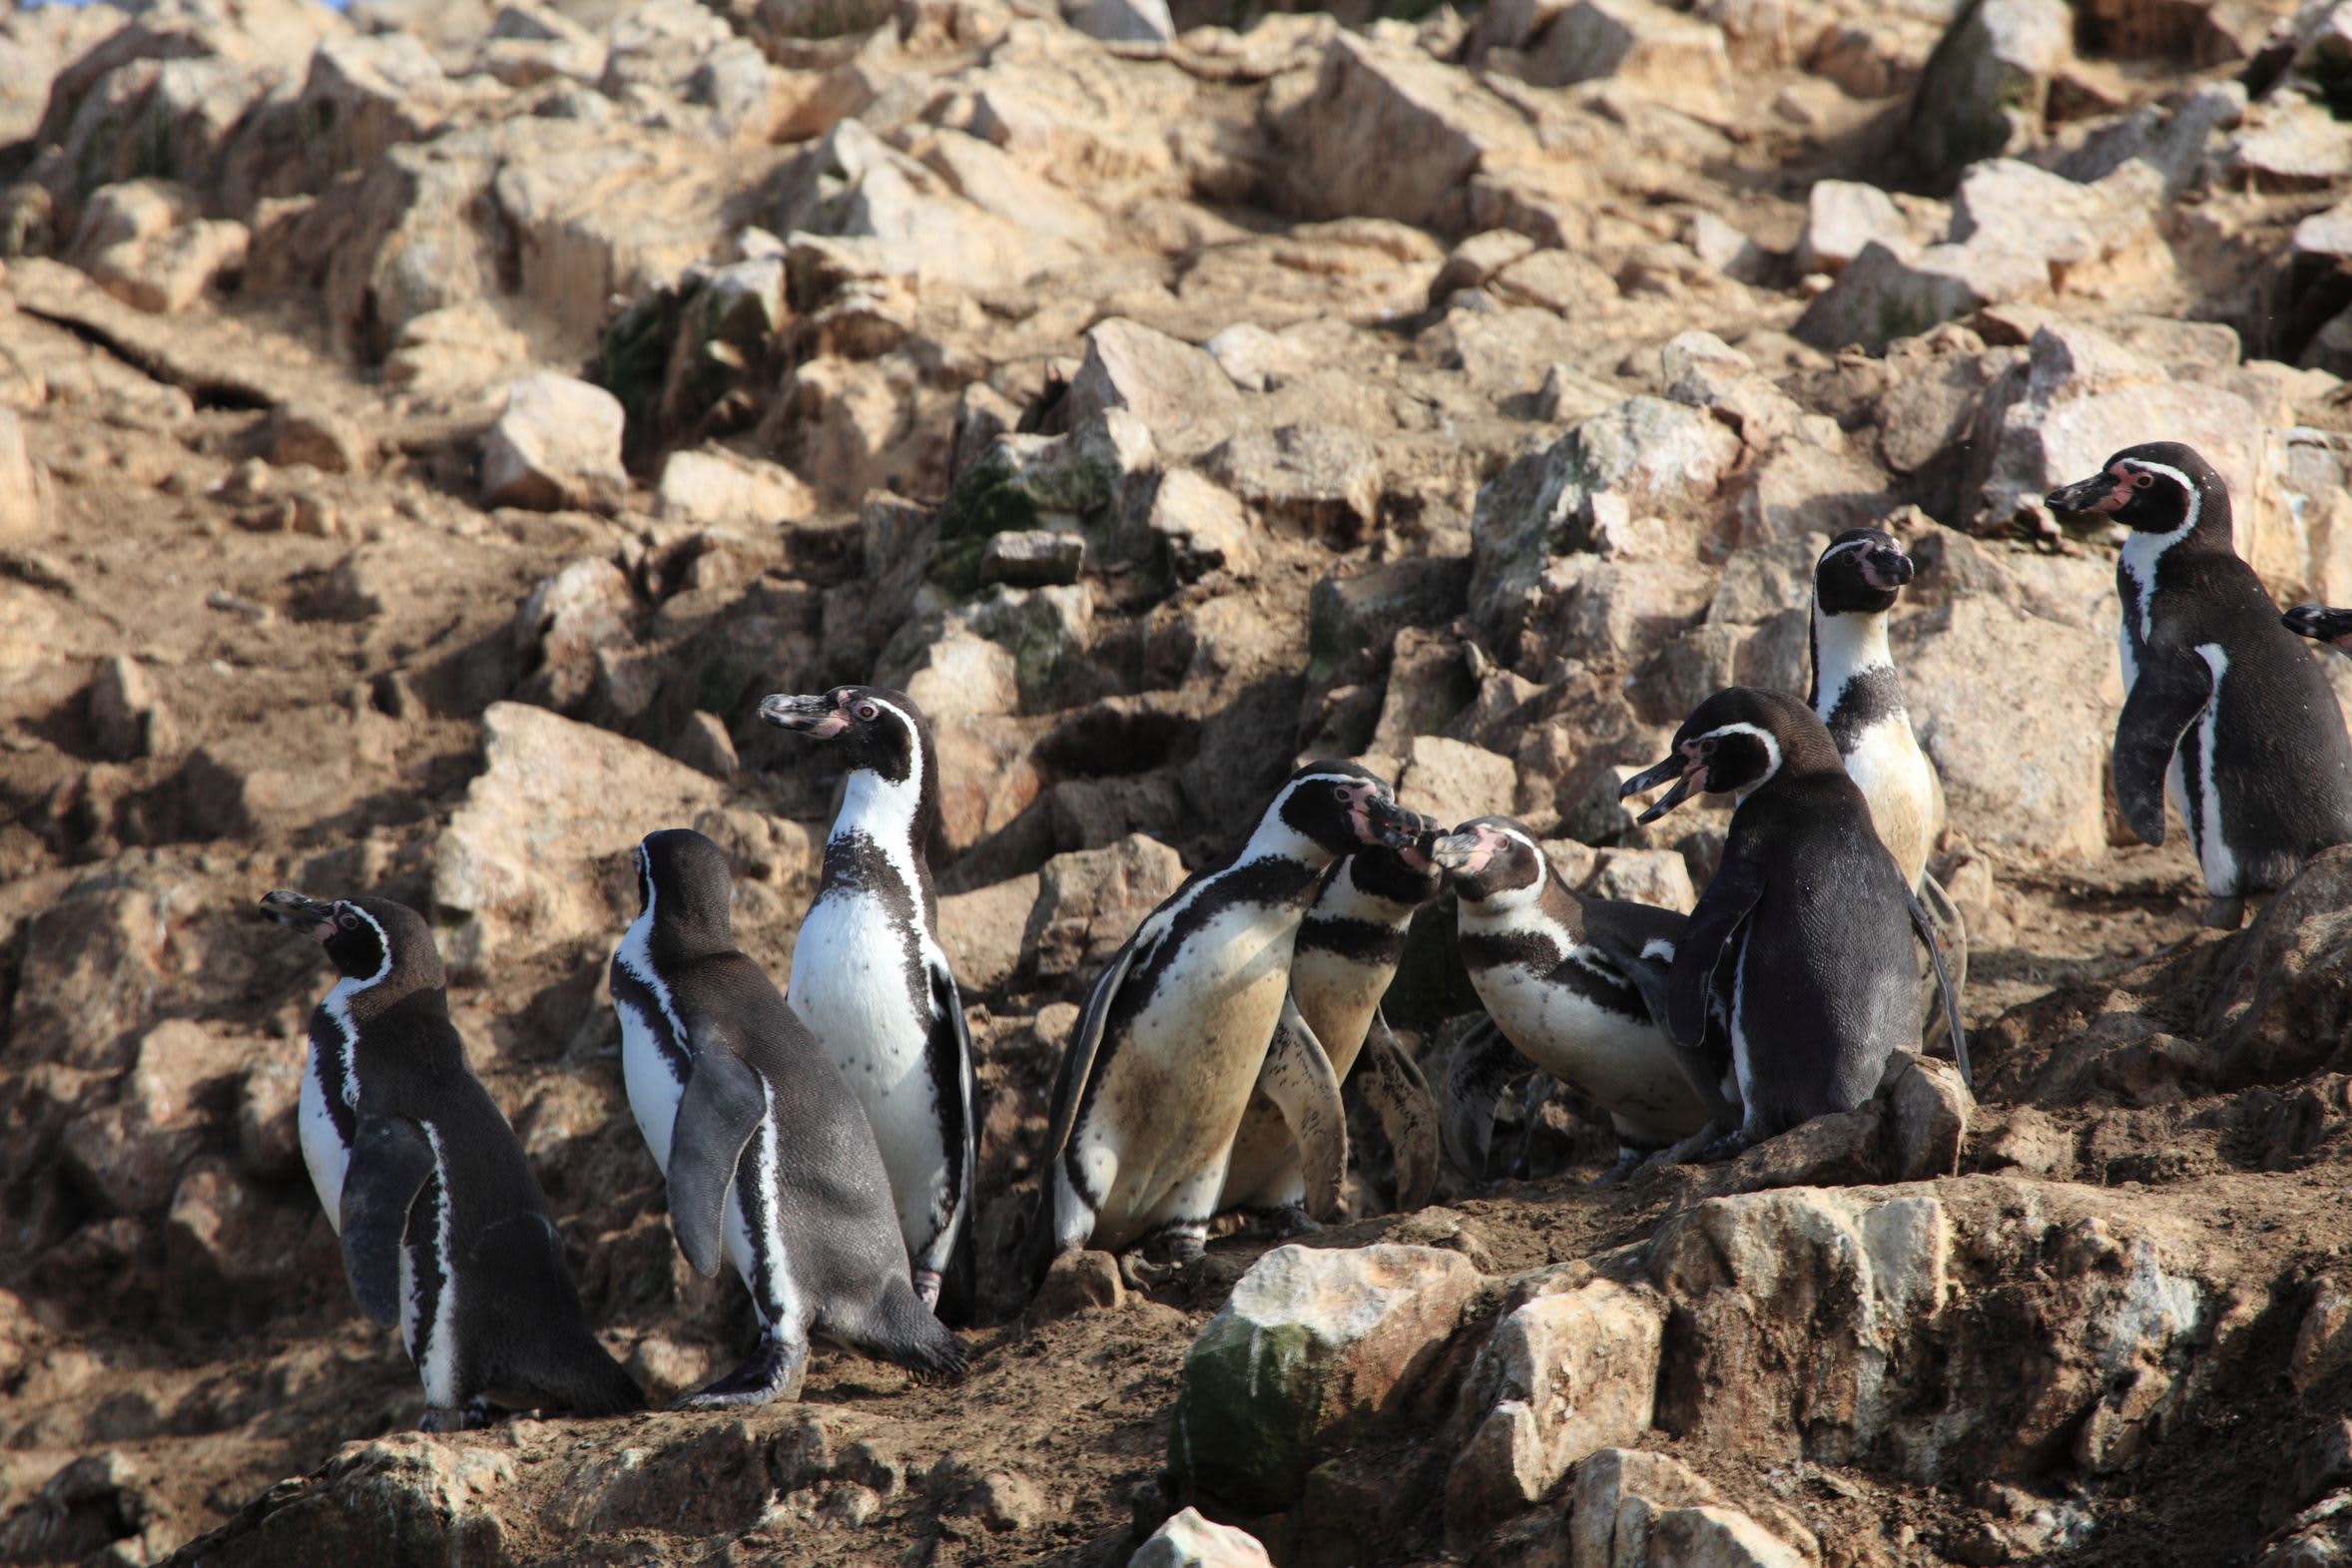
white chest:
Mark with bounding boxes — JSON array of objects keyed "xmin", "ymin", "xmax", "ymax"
[
  {"xmin": 791, "ymin": 892, "xmax": 932, "ymax": 1085},
  {"xmin": 1289, "ymin": 949, "xmax": 1390, "ymax": 1079},
  {"xmin": 1843, "ymin": 719, "xmax": 1935, "ymax": 886},
  {"xmin": 298, "ymin": 1040, "xmax": 353, "ymax": 1229},
  {"xmin": 1471, "ymin": 953, "xmax": 1699, "ymax": 1129},
  {"xmin": 616, "ymin": 993, "xmax": 687, "ymax": 1175}
]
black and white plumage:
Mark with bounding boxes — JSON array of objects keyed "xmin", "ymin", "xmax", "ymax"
[
  {"xmin": 610, "ymin": 829, "xmax": 963, "ymax": 1407},
  {"xmin": 259, "ymin": 890, "xmax": 642, "ymax": 1431},
  {"xmin": 1429, "ymin": 815, "xmax": 1721, "ymax": 1184},
  {"xmin": 1618, "ymin": 689, "xmax": 1966, "ymax": 1158},
  {"xmin": 1216, "ymin": 828, "xmax": 1446, "ymax": 1223},
  {"xmin": 755, "ymin": 686, "xmax": 976, "ymax": 1320},
  {"xmin": 2049, "ymin": 443, "xmax": 2352, "ymax": 928},
  {"xmin": 1034, "ymin": 762, "xmax": 1418, "ymax": 1281},
  {"xmin": 2285, "ymin": 604, "xmax": 2352, "ymax": 654},
  {"xmin": 1807, "ymin": 527, "xmax": 1968, "ymax": 1026}
]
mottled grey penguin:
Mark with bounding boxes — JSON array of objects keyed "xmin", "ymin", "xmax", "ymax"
[
  {"xmin": 610, "ymin": 828, "xmax": 963, "ymax": 1406},
  {"xmin": 259, "ymin": 891, "xmax": 643, "ymax": 1431},
  {"xmin": 1619, "ymin": 689, "xmax": 1966, "ymax": 1157}
]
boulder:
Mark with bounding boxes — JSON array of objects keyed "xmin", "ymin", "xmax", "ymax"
[
  {"xmin": 937, "ymin": 872, "xmax": 1038, "ymax": 994},
  {"xmin": 481, "ymin": 372, "xmax": 627, "ymax": 511},
  {"xmin": 979, "ymin": 529, "xmax": 1085, "ymax": 589},
  {"xmin": 1307, "ymin": 556, "xmax": 1472, "ymax": 683},
  {"xmin": 655, "ymin": 447, "xmax": 817, "ymax": 528},
  {"xmin": 1147, "ymin": 469, "xmax": 1260, "ymax": 584},
  {"xmin": 935, "ymin": 412, "xmax": 1155, "ymax": 589},
  {"xmin": 1068, "ymin": 0, "xmax": 1176, "ymax": 44},
  {"xmin": 1205, "ymin": 423, "xmax": 1381, "ymax": 547},
  {"xmin": 1275, "ymin": 34, "xmax": 1538, "ymax": 229},
  {"xmin": 297, "ymin": 34, "xmax": 454, "ymax": 183},
  {"xmin": 87, "ymin": 655, "xmax": 174, "ymax": 761},
  {"xmin": 1905, "ymin": 0, "xmax": 2072, "ymax": 178},
  {"xmin": 1447, "ymin": 1280, "xmax": 1667, "ymax": 1536},
  {"xmin": 1567, "ymin": 1448, "xmax": 1726, "ymax": 1568},
  {"xmin": 1795, "ymin": 238, "xmax": 2049, "ymax": 354},
  {"xmin": 1026, "ymin": 833, "xmax": 1187, "ymax": 979},
  {"xmin": 1062, "ymin": 319, "xmax": 1242, "ymax": 460},
  {"xmin": 1470, "ymin": 398, "xmax": 1739, "ymax": 662},
  {"xmin": 0, "ymin": 410, "xmax": 43, "ymax": 541},
  {"xmin": 1129, "ymin": 1508, "xmax": 1273, "ymax": 1568},
  {"xmin": 2204, "ymin": 845, "xmax": 2352, "ymax": 1086},
  {"xmin": 1169, "ymin": 1244, "xmax": 1483, "ymax": 1513},
  {"xmin": 198, "ymin": 1436, "xmax": 518, "ymax": 1564},
  {"xmin": 1525, "ymin": 0, "xmax": 1732, "ymax": 108},
  {"xmin": 433, "ymin": 702, "xmax": 726, "ymax": 974},
  {"xmin": 1794, "ymin": 180, "xmax": 1907, "ymax": 275},
  {"xmin": 1397, "ymin": 736, "xmax": 1518, "ymax": 830},
  {"xmin": 9, "ymin": 881, "xmax": 173, "ymax": 1074}
]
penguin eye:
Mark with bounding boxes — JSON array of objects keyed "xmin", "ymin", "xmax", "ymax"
[
  {"xmin": 854, "ymin": 702, "xmax": 879, "ymax": 722},
  {"xmin": 336, "ymin": 911, "xmax": 359, "ymax": 931},
  {"xmin": 2128, "ymin": 470, "xmax": 2153, "ymax": 490}
]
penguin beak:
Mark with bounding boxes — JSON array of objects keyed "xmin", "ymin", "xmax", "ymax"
[
  {"xmin": 1394, "ymin": 814, "xmax": 1444, "ymax": 871},
  {"xmin": 2046, "ymin": 469, "xmax": 2126, "ymax": 515},
  {"xmin": 2284, "ymin": 605, "xmax": 2352, "ymax": 651},
  {"xmin": 1860, "ymin": 546, "xmax": 1915, "ymax": 592},
  {"xmin": 1619, "ymin": 752, "xmax": 1704, "ymax": 825},
  {"xmin": 1350, "ymin": 791, "xmax": 1417, "ymax": 850},
  {"xmin": 1429, "ymin": 830, "xmax": 1483, "ymax": 873},
  {"xmin": 259, "ymin": 890, "xmax": 337, "ymax": 940},
  {"xmin": 758, "ymin": 692, "xmax": 849, "ymax": 739}
]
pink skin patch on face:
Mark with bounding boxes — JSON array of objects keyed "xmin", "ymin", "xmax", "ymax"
[
  {"xmin": 2090, "ymin": 462, "xmax": 2145, "ymax": 514},
  {"xmin": 807, "ymin": 710, "xmax": 852, "ymax": 739}
]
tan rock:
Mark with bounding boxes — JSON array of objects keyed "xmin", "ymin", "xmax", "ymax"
[
  {"xmin": 1027, "ymin": 832, "xmax": 1186, "ymax": 979},
  {"xmin": 1276, "ymin": 34, "xmax": 1537, "ymax": 229},
  {"xmin": 655, "ymin": 446, "xmax": 817, "ymax": 529},
  {"xmin": 1527, "ymin": 0, "xmax": 1732, "ymax": 109},
  {"xmin": 1568, "ymin": 1448, "xmax": 1724, "ymax": 1568},
  {"xmin": 89, "ymin": 219, "xmax": 248, "ymax": 314},
  {"xmin": 1204, "ymin": 422, "xmax": 1380, "ymax": 547},
  {"xmin": 481, "ymin": 372, "xmax": 627, "ymax": 511},
  {"xmin": 1399, "ymin": 735, "xmax": 1517, "ymax": 829},
  {"xmin": 1147, "ymin": 468, "xmax": 1260, "ymax": 583},
  {"xmin": 1063, "ymin": 318, "xmax": 1242, "ymax": 460},
  {"xmin": 1794, "ymin": 180, "xmax": 1907, "ymax": 275},
  {"xmin": 0, "ymin": 410, "xmax": 42, "ymax": 541},
  {"xmin": 937, "ymin": 872, "xmax": 1038, "ymax": 995},
  {"xmin": 1129, "ymin": 1507, "xmax": 1272, "ymax": 1568}
]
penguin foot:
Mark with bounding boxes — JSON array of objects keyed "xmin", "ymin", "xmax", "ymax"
[
  {"xmin": 2203, "ymin": 895, "xmax": 2246, "ymax": 930},
  {"xmin": 676, "ymin": 1335, "xmax": 810, "ymax": 1409},
  {"xmin": 1694, "ymin": 1129, "xmax": 1755, "ymax": 1164},
  {"xmin": 419, "ymin": 1398, "xmax": 505, "ymax": 1434},
  {"xmin": 1236, "ymin": 1203, "xmax": 1320, "ymax": 1239},
  {"xmin": 912, "ymin": 1268, "xmax": 942, "ymax": 1309},
  {"xmin": 1588, "ymin": 1147, "xmax": 1647, "ymax": 1188}
]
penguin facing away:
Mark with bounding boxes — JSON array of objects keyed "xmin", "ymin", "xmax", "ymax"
[
  {"xmin": 1429, "ymin": 815, "xmax": 1722, "ymax": 1185},
  {"xmin": 755, "ymin": 685, "xmax": 976, "ymax": 1320},
  {"xmin": 258, "ymin": 891, "xmax": 643, "ymax": 1431},
  {"xmin": 610, "ymin": 829, "xmax": 964, "ymax": 1407},
  {"xmin": 1215, "ymin": 825, "xmax": 1447, "ymax": 1225},
  {"xmin": 1806, "ymin": 526, "xmax": 1968, "ymax": 1028},
  {"xmin": 2050, "ymin": 443, "xmax": 2352, "ymax": 928},
  {"xmin": 1035, "ymin": 762, "xmax": 1418, "ymax": 1283},
  {"xmin": 1618, "ymin": 689, "xmax": 1966, "ymax": 1157}
]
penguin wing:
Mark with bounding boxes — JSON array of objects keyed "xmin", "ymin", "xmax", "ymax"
[
  {"xmin": 1668, "ymin": 851, "xmax": 1765, "ymax": 1048},
  {"xmin": 2113, "ymin": 644, "xmax": 2213, "ymax": 845},
  {"xmin": 1043, "ymin": 929, "xmax": 1143, "ymax": 1161},
  {"xmin": 1359, "ymin": 1009, "xmax": 1440, "ymax": 1211},
  {"xmin": 1904, "ymin": 881, "xmax": 1971, "ymax": 1090},
  {"xmin": 339, "ymin": 1115, "xmax": 437, "ymax": 1328},
  {"xmin": 926, "ymin": 954, "xmax": 977, "ymax": 1238},
  {"xmin": 1440, "ymin": 1015, "xmax": 1523, "ymax": 1181},
  {"xmin": 1256, "ymin": 993, "xmax": 1350, "ymax": 1222},
  {"xmin": 668, "ymin": 1048, "xmax": 766, "ymax": 1279}
]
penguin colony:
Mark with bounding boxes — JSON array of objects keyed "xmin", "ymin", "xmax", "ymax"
[{"xmin": 250, "ymin": 437, "xmax": 2352, "ymax": 1429}]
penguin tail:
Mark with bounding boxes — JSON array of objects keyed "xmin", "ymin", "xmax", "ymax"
[
  {"xmin": 936, "ymin": 1211, "xmax": 980, "ymax": 1327},
  {"xmin": 859, "ymin": 1280, "xmax": 969, "ymax": 1383},
  {"xmin": 517, "ymin": 1333, "xmax": 647, "ymax": 1418}
]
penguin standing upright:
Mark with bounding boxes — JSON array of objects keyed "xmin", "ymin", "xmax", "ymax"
[
  {"xmin": 610, "ymin": 828, "xmax": 964, "ymax": 1407},
  {"xmin": 1429, "ymin": 815, "xmax": 1722, "ymax": 1184},
  {"xmin": 1215, "ymin": 826, "xmax": 1447, "ymax": 1224},
  {"xmin": 258, "ymin": 891, "xmax": 643, "ymax": 1431},
  {"xmin": 2050, "ymin": 443, "xmax": 2352, "ymax": 927},
  {"xmin": 1807, "ymin": 526, "xmax": 1968, "ymax": 1019},
  {"xmin": 755, "ymin": 686, "xmax": 975, "ymax": 1318},
  {"xmin": 1035, "ymin": 762, "xmax": 1416, "ymax": 1281},
  {"xmin": 1618, "ymin": 689, "xmax": 1965, "ymax": 1156}
]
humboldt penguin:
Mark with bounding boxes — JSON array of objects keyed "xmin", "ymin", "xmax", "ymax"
[
  {"xmin": 1216, "ymin": 824, "xmax": 1447, "ymax": 1224},
  {"xmin": 1034, "ymin": 762, "xmax": 1416, "ymax": 1281},
  {"xmin": 2049, "ymin": 443, "xmax": 2352, "ymax": 927},
  {"xmin": 259, "ymin": 890, "xmax": 643, "ymax": 1430},
  {"xmin": 1618, "ymin": 688, "xmax": 1966, "ymax": 1156},
  {"xmin": 610, "ymin": 828, "xmax": 964, "ymax": 1406},
  {"xmin": 1430, "ymin": 816, "xmax": 1722, "ymax": 1184},
  {"xmin": 755, "ymin": 686, "xmax": 976, "ymax": 1319}
]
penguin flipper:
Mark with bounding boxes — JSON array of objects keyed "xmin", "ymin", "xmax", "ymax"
[
  {"xmin": 925, "ymin": 956, "xmax": 979, "ymax": 1321},
  {"xmin": 339, "ymin": 1116, "xmax": 437, "ymax": 1328},
  {"xmin": 1440, "ymin": 1016, "xmax": 1522, "ymax": 1181},
  {"xmin": 1359, "ymin": 1010, "xmax": 1440, "ymax": 1212},
  {"xmin": 1043, "ymin": 930, "xmax": 1142, "ymax": 1162},
  {"xmin": 1670, "ymin": 851, "xmax": 1765, "ymax": 1050},
  {"xmin": 2112, "ymin": 646, "xmax": 2213, "ymax": 845},
  {"xmin": 1256, "ymin": 993, "xmax": 1349, "ymax": 1222},
  {"xmin": 669, "ymin": 1050, "xmax": 764, "ymax": 1279},
  {"xmin": 1904, "ymin": 881, "xmax": 1972, "ymax": 1090}
]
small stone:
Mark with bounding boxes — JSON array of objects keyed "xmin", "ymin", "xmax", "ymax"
[
  {"xmin": 1129, "ymin": 1507, "xmax": 1274, "ymax": 1568},
  {"xmin": 1037, "ymin": 1249, "xmax": 1126, "ymax": 1318},
  {"xmin": 1795, "ymin": 181, "xmax": 1908, "ymax": 275},
  {"xmin": 979, "ymin": 528, "xmax": 1084, "ymax": 588},
  {"xmin": 1062, "ymin": 318, "xmax": 1242, "ymax": 458},
  {"xmin": 932, "ymin": 1461, "xmax": 1048, "ymax": 1532},
  {"xmin": 87, "ymin": 655, "xmax": 173, "ymax": 761},
  {"xmin": 270, "ymin": 403, "xmax": 371, "ymax": 475}
]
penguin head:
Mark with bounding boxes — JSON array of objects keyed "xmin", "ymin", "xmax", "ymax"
[
  {"xmin": 2284, "ymin": 604, "xmax": 2352, "ymax": 654},
  {"xmin": 1429, "ymin": 815, "xmax": 1548, "ymax": 908},
  {"xmin": 1268, "ymin": 761, "xmax": 1417, "ymax": 860},
  {"xmin": 1343, "ymin": 812, "xmax": 1447, "ymax": 907},
  {"xmin": 758, "ymin": 686, "xmax": 931, "ymax": 787},
  {"xmin": 1618, "ymin": 688, "xmax": 1835, "ymax": 822},
  {"xmin": 2045, "ymin": 442, "xmax": 2227, "ymax": 540},
  {"xmin": 1814, "ymin": 528, "xmax": 1914, "ymax": 617},
  {"xmin": 259, "ymin": 891, "xmax": 439, "ymax": 989},
  {"xmin": 632, "ymin": 828, "xmax": 736, "ymax": 944}
]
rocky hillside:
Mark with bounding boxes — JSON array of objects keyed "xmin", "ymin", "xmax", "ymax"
[{"xmin": 12, "ymin": 0, "xmax": 2352, "ymax": 1562}]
